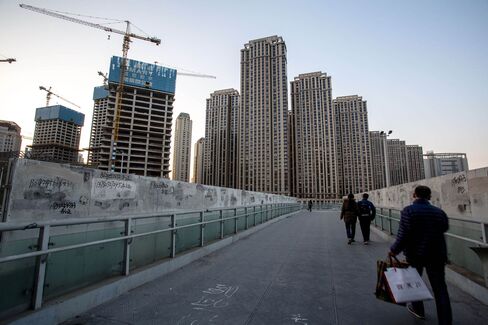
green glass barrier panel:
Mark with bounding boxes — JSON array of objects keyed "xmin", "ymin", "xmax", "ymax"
[
  {"xmin": 175, "ymin": 213, "xmax": 200, "ymax": 254},
  {"xmin": 222, "ymin": 210, "xmax": 236, "ymax": 237},
  {"xmin": 0, "ymin": 257, "xmax": 36, "ymax": 316},
  {"xmin": 203, "ymin": 211, "xmax": 221, "ymax": 244},
  {"xmin": 446, "ymin": 235, "xmax": 483, "ymax": 277},
  {"xmin": 237, "ymin": 215, "xmax": 246, "ymax": 231},
  {"xmin": 131, "ymin": 217, "xmax": 171, "ymax": 269},
  {"xmin": 448, "ymin": 220, "xmax": 482, "ymax": 241},
  {"xmin": 43, "ymin": 239, "xmax": 124, "ymax": 300},
  {"xmin": 0, "ymin": 230, "xmax": 39, "ymax": 256}
]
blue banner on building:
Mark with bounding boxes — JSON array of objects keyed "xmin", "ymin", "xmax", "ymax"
[
  {"xmin": 108, "ymin": 56, "xmax": 177, "ymax": 94},
  {"xmin": 35, "ymin": 105, "xmax": 85, "ymax": 126}
]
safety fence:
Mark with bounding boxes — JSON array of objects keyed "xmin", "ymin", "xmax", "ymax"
[{"xmin": 0, "ymin": 202, "xmax": 301, "ymax": 318}]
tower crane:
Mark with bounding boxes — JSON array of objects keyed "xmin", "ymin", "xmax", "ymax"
[
  {"xmin": 98, "ymin": 71, "xmax": 108, "ymax": 86},
  {"xmin": 20, "ymin": 3, "xmax": 161, "ymax": 171},
  {"xmin": 0, "ymin": 58, "xmax": 16, "ymax": 63},
  {"xmin": 39, "ymin": 86, "xmax": 81, "ymax": 108}
]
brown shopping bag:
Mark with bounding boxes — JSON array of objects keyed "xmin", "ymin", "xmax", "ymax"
[{"xmin": 375, "ymin": 256, "xmax": 409, "ymax": 305}]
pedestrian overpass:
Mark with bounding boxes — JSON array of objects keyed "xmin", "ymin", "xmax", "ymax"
[{"xmin": 1, "ymin": 207, "xmax": 488, "ymax": 324}]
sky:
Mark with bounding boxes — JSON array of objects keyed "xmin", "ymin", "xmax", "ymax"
[{"xmin": 1, "ymin": 0, "xmax": 487, "ymax": 171}]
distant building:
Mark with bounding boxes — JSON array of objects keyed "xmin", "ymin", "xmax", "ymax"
[
  {"xmin": 204, "ymin": 89, "xmax": 239, "ymax": 188},
  {"xmin": 290, "ymin": 72, "xmax": 338, "ymax": 201},
  {"xmin": 192, "ymin": 137, "xmax": 205, "ymax": 184},
  {"xmin": 172, "ymin": 113, "xmax": 192, "ymax": 182},
  {"xmin": 0, "ymin": 120, "xmax": 22, "ymax": 154},
  {"xmin": 31, "ymin": 105, "xmax": 84, "ymax": 163},
  {"xmin": 406, "ymin": 145, "xmax": 425, "ymax": 182},
  {"xmin": 369, "ymin": 131, "xmax": 388, "ymax": 189},
  {"xmin": 334, "ymin": 95, "xmax": 372, "ymax": 195},
  {"xmin": 239, "ymin": 35, "xmax": 289, "ymax": 195},
  {"xmin": 387, "ymin": 139, "xmax": 409, "ymax": 186},
  {"xmin": 424, "ymin": 152, "xmax": 469, "ymax": 178},
  {"xmin": 88, "ymin": 56, "xmax": 176, "ymax": 177}
]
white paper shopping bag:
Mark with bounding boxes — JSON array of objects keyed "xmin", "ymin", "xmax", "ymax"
[{"xmin": 384, "ymin": 266, "xmax": 433, "ymax": 303}]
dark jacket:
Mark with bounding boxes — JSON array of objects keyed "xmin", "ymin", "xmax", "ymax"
[
  {"xmin": 340, "ymin": 199, "xmax": 359, "ymax": 223},
  {"xmin": 358, "ymin": 198, "xmax": 376, "ymax": 220},
  {"xmin": 390, "ymin": 199, "xmax": 449, "ymax": 264}
]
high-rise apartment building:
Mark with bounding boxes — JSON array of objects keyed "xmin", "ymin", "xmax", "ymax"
[
  {"xmin": 387, "ymin": 139, "xmax": 409, "ymax": 186},
  {"xmin": 204, "ymin": 89, "xmax": 239, "ymax": 188},
  {"xmin": 88, "ymin": 56, "xmax": 176, "ymax": 177},
  {"xmin": 0, "ymin": 120, "xmax": 22, "ymax": 154},
  {"xmin": 334, "ymin": 96, "xmax": 372, "ymax": 195},
  {"xmin": 406, "ymin": 145, "xmax": 425, "ymax": 182},
  {"xmin": 31, "ymin": 105, "xmax": 84, "ymax": 163},
  {"xmin": 239, "ymin": 35, "xmax": 289, "ymax": 195},
  {"xmin": 424, "ymin": 152, "xmax": 469, "ymax": 178},
  {"xmin": 192, "ymin": 137, "xmax": 205, "ymax": 184},
  {"xmin": 172, "ymin": 113, "xmax": 192, "ymax": 182},
  {"xmin": 289, "ymin": 72, "xmax": 338, "ymax": 200},
  {"xmin": 369, "ymin": 131, "xmax": 388, "ymax": 189}
]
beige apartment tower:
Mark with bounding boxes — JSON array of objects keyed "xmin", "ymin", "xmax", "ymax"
[
  {"xmin": 204, "ymin": 89, "xmax": 239, "ymax": 188},
  {"xmin": 239, "ymin": 35, "xmax": 289, "ymax": 195},
  {"xmin": 406, "ymin": 145, "xmax": 425, "ymax": 182},
  {"xmin": 369, "ymin": 131, "xmax": 388, "ymax": 189},
  {"xmin": 334, "ymin": 96, "xmax": 372, "ymax": 195},
  {"xmin": 172, "ymin": 113, "xmax": 192, "ymax": 182},
  {"xmin": 192, "ymin": 137, "xmax": 205, "ymax": 184},
  {"xmin": 290, "ymin": 72, "xmax": 338, "ymax": 201}
]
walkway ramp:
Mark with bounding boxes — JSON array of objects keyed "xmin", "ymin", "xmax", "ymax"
[{"xmin": 63, "ymin": 210, "xmax": 488, "ymax": 324}]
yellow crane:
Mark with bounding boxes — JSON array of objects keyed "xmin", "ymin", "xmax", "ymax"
[
  {"xmin": 39, "ymin": 86, "xmax": 81, "ymax": 108},
  {"xmin": 20, "ymin": 3, "xmax": 161, "ymax": 171}
]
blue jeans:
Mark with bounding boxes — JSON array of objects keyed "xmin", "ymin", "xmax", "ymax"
[
  {"xmin": 345, "ymin": 221, "xmax": 356, "ymax": 239},
  {"xmin": 410, "ymin": 262, "xmax": 452, "ymax": 325}
]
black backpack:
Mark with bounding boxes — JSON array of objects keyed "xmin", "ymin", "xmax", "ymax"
[{"xmin": 358, "ymin": 201, "xmax": 371, "ymax": 217}]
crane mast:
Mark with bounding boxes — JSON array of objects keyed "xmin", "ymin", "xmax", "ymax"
[{"xmin": 20, "ymin": 3, "xmax": 160, "ymax": 172}]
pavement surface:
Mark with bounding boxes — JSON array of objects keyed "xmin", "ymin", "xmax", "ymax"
[{"xmin": 63, "ymin": 210, "xmax": 488, "ymax": 325}]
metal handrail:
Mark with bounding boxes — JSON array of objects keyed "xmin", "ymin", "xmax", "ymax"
[
  {"xmin": 0, "ymin": 202, "xmax": 300, "ymax": 311},
  {"xmin": 375, "ymin": 206, "xmax": 488, "ymax": 247},
  {"xmin": 0, "ymin": 205, "xmax": 292, "ymax": 264}
]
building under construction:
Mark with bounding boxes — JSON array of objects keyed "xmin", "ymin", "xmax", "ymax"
[
  {"xmin": 31, "ymin": 105, "xmax": 85, "ymax": 163},
  {"xmin": 88, "ymin": 56, "xmax": 177, "ymax": 178}
]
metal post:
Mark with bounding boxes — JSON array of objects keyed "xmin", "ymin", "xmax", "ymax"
[
  {"xmin": 33, "ymin": 225, "xmax": 50, "ymax": 310},
  {"xmin": 200, "ymin": 211, "xmax": 205, "ymax": 247},
  {"xmin": 254, "ymin": 206, "xmax": 257, "ymax": 225},
  {"xmin": 482, "ymin": 222, "xmax": 487, "ymax": 244},
  {"xmin": 234, "ymin": 208, "xmax": 238, "ymax": 234},
  {"xmin": 245, "ymin": 207, "xmax": 248, "ymax": 230},
  {"xmin": 220, "ymin": 210, "xmax": 224, "ymax": 239},
  {"xmin": 388, "ymin": 209, "xmax": 393, "ymax": 235},
  {"xmin": 171, "ymin": 214, "xmax": 176, "ymax": 258},
  {"xmin": 123, "ymin": 218, "xmax": 132, "ymax": 276}
]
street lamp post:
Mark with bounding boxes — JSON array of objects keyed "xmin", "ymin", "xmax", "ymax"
[{"xmin": 380, "ymin": 130, "xmax": 393, "ymax": 188}]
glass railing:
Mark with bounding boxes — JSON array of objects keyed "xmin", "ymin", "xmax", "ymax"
[{"xmin": 0, "ymin": 203, "xmax": 300, "ymax": 319}]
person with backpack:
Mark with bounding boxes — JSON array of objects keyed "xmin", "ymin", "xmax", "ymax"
[
  {"xmin": 357, "ymin": 193, "xmax": 376, "ymax": 245},
  {"xmin": 340, "ymin": 193, "xmax": 359, "ymax": 244}
]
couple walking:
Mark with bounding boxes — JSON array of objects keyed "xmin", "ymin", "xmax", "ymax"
[{"xmin": 340, "ymin": 193, "xmax": 376, "ymax": 244}]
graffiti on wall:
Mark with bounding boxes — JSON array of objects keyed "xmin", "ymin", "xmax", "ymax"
[{"xmin": 92, "ymin": 178, "xmax": 136, "ymax": 200}]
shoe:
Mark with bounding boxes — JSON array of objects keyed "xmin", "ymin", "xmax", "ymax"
[
  {"xmin": 351, "ymin": 239, "xmax": 355, "ymax": 243},
  {"xmin": 364, "ymin": 241, "xmax": 369, "ymax": 245},
  {"xmin": 407, "ymin": 304, "xmax": 425, "ymax": 320},
  {"xmin": 347, "ymin": 239, "xmax": 352, "ymax": 245}
]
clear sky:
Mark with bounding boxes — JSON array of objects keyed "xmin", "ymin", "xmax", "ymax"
[{"xmin": 1, "ymin": 0, "xmax": 487, "ymax": 170}]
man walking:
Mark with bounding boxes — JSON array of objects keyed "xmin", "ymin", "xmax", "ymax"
[
  {"xmin": 389, "ymin": 185, "xmax": 452, "ymax": 324},
  {"xmin": 357, "ymin": 193, "xmax": 376, "ymax": 244}
]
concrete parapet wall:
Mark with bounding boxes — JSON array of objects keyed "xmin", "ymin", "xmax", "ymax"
[
  {"xmin": 4, "ymin": 159, "xmax": 297, "ymax": 223},
  {"xmin": 364, "ymin": 167, "xmax": 488, "ymax": 222}
]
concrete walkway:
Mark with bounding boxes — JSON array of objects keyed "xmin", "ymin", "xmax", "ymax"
[{"xmin": 64, "ymin": 210, "xmax": 488, "ymax": 325}]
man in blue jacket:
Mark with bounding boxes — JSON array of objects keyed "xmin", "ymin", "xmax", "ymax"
[
  {"xmin": 389, "ymin": 185, "xmax": 452, "ymax": 324},
  {"xmin": 357, "ymin": 193, "xmax": 376, "ymax": 244}
]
